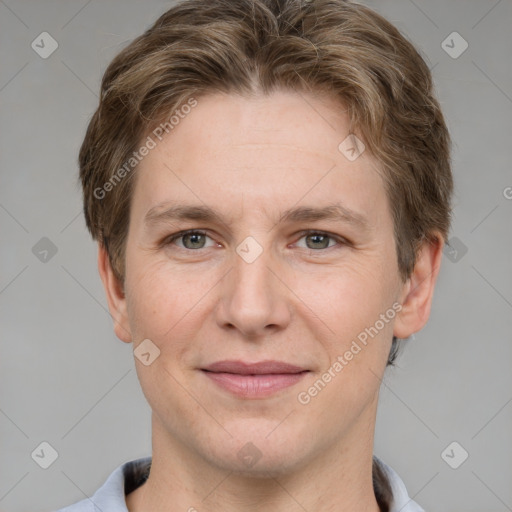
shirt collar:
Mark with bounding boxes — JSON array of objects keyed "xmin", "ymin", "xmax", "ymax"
[{"xmin": 85, "ymin": 456, "xmax": 423, "ymax": 512}]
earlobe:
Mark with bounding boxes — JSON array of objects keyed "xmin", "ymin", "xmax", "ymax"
[
  {"xmin": 97, "ymin": 244, "xmax": 132, "ymax": 344},
  {"xmin": 393, "ymin": 234, "xmax": 444, "ymax": 339}
]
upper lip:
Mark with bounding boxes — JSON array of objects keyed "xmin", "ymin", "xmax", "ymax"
[{"xmin": 202, "ymin": 360, "xmax": 307, "ymax": 375}]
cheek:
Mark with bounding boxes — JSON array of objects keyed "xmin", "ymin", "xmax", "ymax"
[
  {"xmin": 125, "ymin": 250, "xmax": 188, "ymax": 330},
  {"xmin": 299, "ymin": 268, "xmax": 397, "ymax": 421},
  {"xmin": 124, "ymin": 254, "xmax": 220, "ymax": 366},
  {"xmin": 123, "ymin": 261, "xmax": 203, "ymax": 413},
  {"xmin": 301, "ymin": 255, "xmax": 398, "ymax": 363}
]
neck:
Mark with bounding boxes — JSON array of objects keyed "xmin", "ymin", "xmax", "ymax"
[{"xmin": 127, "ymin": 412, "xmax": 381, "ymax": 512}]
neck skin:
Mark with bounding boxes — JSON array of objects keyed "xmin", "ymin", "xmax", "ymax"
[{"xmin": 126, "ymin": 401, "xmax": 382, "ymax": 512}]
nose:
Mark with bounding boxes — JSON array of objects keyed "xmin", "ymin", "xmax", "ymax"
[{"xmin": 215, "ymin": 240, "xmax": 291, "ymax": 339}]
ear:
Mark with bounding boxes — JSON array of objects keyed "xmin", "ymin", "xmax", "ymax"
[
  {"xmin": 97, "ymin": 243, "xmax": 132, "ymax": 344},
  {"xmin": 393, "ymin": 234, "xmax": 444, "ymax": 339}
]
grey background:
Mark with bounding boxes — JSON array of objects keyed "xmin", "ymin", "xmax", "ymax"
[{"xmin": 0, "ymin": 0, "xmax": 511, "ymax": 510}]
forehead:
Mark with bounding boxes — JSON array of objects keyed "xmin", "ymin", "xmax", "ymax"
[
  {"xmin": 131, "ymin": 90, "xmax": 388, "ymax": 230},
  {"xmin": 157, "ymin": 90, "xmax": 352, "ymax": 160}
]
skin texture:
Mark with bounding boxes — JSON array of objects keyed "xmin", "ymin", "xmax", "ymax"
[{"xmin": 98, "ymin": 90, "xmax": 444, "ymax": 512}]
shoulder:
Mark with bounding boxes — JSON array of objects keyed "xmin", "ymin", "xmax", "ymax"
[
  {"xmin": 375, "ymin": 456, "xmax": 426, "ymax": 512},
  {"xmin": 55, "ymin": 457, "xmax": 152, "ymax": 512}
]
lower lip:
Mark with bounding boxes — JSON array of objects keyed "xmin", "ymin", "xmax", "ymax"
[{"xmin": 202, "ymin": 371, "xmax": 307, "ymax": 398}]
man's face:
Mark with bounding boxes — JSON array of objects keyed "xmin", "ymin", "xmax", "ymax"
[{"xmin": 114, "ymin": 90, "xmax": 409, "ymax": 474}]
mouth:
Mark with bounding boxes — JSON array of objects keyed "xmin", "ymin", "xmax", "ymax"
[{"xmin": 201, "ymin": 360, "xmax": 309, "ymax": 399}]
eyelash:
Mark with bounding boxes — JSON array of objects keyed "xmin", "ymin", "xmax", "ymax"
[{"xmin": 162, "ymin": 229, "xmax": 350, "ymax": 252}]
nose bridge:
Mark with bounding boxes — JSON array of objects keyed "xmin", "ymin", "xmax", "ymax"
[
  {"xmin": 234, "ymin": 238, "xmax": 273, "ymax": 295},
  {"xmin": 217, "ymin": 235, "xmax": 290, "ymax": 336}
]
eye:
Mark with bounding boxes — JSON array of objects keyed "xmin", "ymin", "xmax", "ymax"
[
  {"xmin": 294, "ymin": 231, "xmax": 346, "ymax": 251},
  {"xmin": 162, "ymin": 229, "xmax": 348, "ymax": 252},
  {"xmin": 165, "ymin": 230, "xmax": 217, "ymax": 250}
]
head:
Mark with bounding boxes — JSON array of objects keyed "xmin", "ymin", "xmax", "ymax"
[{"xmin": 80, "ymin": 0, "xmax": 452, "ymax": 503}]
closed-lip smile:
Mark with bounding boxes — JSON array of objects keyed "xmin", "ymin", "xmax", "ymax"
[{"xmin": 201, "ymin": 360, "xmax": 309, "ymax": 398}]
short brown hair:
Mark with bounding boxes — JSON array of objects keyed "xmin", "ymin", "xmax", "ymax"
[
  {"xmin": 80, "ymin": 0, "xmax": 452, "ymax": 285},
  {"xmin": 79, "ymin": 1, "xmax": 453, "ymax": 505}
]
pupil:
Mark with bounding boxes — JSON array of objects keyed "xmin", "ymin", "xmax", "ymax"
[
  {"xmin": 307, "ymin": 234, "xmax": 328, "ymax": 249},
  {"xmin": 185, "ymin": 233, "xmax": 204, "ymax": 248}
]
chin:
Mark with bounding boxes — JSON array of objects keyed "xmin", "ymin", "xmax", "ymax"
[
  {"xmin": 207, "ymin": 447, "xmax": 306, "ymax": 479},
  {"xmin": 198, "ymin": 422, "xmax": 316, "ymax": 478}
]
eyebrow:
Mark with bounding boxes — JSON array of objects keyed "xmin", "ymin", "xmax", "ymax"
[{"xmin": 144, "ymin": 202, "xmax": 370, "ymax": 231}]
